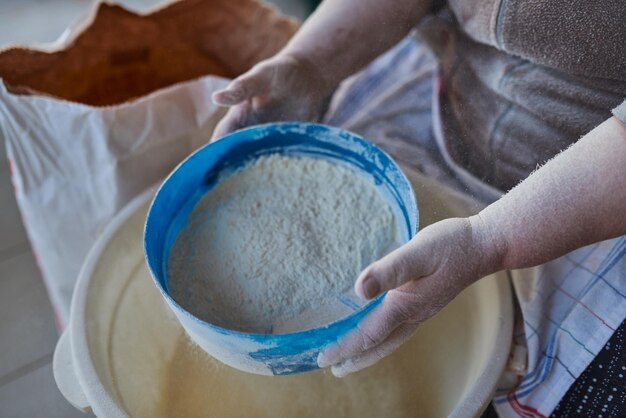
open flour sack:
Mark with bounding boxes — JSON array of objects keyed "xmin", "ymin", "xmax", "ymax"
[{"xmin": 0, "ymin": 0, "xmax": 297, "ymax": 326}]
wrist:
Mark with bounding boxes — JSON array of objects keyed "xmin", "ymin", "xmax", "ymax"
[
  {"xmin": 276, "ymin": 49, "xmax": 340, "ymax": 97},
  {"xmin": 468, "ymin": 214, "xmax": 508, "ymax": 277}
]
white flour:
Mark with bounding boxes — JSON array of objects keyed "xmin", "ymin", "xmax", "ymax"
[{"xmin": 168, "ymin": 154, "xmax": 398, "ymax": 333}]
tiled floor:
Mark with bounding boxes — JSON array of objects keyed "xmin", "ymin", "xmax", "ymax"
[
  {"xmin": 0, "ymin": 0, "xmax": 309, "ymax": 416},
  {"xmin": 0, "ymin": 136, "xmax": 90, "ymax": 417}
]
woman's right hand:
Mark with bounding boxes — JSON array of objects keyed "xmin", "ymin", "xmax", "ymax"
[{"xmin": 211, "ymin": 54, "xmax": 333, "ymax": 140}]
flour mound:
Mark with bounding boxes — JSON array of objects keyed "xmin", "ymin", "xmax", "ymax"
[{"xmin": 168, "ymin": 154, "xmax": 397, "ymax": 333}]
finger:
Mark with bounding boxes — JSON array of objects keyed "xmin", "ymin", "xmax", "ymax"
[
  {"xmin": 211, "ymin": 109, "xmax": 240, "ymax": 141},
  {"xmin": 212, "ymin": 66, "xmax": 272, "ymax": 106},
  {"xmin": 355, "ymin": 233, "xmax": 439, "ymax": 300},
  {"xmin": 331, "ymin": 322, "xmax": 418, "ymax": 378},
  {"xmin": 319, "ymin": 269, "xmax": 459, "ymax": 369},
  {"xmin": 317, "ymin": 295, "xmax": 407, "ymax": 368},
  {"xmin": 211, "ymin": 105, "xmax": 253, "ymax": 141}
]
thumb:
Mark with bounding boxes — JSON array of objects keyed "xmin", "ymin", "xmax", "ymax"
[
  {"xmin": 355, "ymin": 237, "xmax": 437, "ymax": 300},
  {"xmin": 212, "ymin": 66, "xmax": 272, "ymax": 106}
]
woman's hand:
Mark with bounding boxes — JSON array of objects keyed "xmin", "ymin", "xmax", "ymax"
[
  {"xmin": 211, "ymin": 54, "xmax": 332, "ymax": 140},
  {"xmin": 318, "ymin": 115, "xmax": 626, "ymax": 378},
  {"xmin": 210, "ymin": 0, "xmax": 431, "ymax": 140},
  {"xmin": 318, "ymin": 216, "xmax": 504, "ymax": 377}
]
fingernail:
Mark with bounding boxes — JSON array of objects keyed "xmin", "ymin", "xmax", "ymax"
[
  {"xmin": 213, "ymin": 90, "xmax": 237, "ymax": 105},
  {"xmin": 317, "ymin": 351, "xmax": 332, "ymax": 368},
  {"xmin": 223, "ymin": 89, "xmax": 242, "ymax": 101},
  {"xmin": 331, "ymin": 361, "xmax": 351, "ymax": 378},
  {"xmin": 362, "ymin": 278, "xmax": 380, "ymax": 299}
]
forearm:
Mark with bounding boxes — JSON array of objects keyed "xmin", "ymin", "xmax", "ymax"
[
  {"xmin": 473, "ymin": 117, "xmax": 626, "ymax": 271},
  {"xmin": 280, "ymin": 0, "xmax": 432, "ymax": 93}
]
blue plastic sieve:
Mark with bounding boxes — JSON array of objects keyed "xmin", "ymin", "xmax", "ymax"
[{"xmin": 144, "ymin": 122, "xmax": 418, "ymax": 376}]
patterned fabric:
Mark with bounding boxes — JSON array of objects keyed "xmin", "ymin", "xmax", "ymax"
[
  {"xmin": 323, "ymin": 36, "xmax": 468, "ymax": 197},
  {"xmin": 551, "ymin": 319, "xmax": 626, "ymax": 417},
  {"xmin": 323, "ymin": 36, "xmax": 626, "ymax": 417},
  {"xmin": 493, "ymin": 238, "xmax": 626, "ymax": 417}
]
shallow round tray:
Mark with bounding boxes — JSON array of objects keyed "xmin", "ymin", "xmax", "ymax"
[{"xmin": 54, "ymin": 167, "xmax": 513, "ymax": 418}]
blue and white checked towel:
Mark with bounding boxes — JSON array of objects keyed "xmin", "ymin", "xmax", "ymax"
[{"xmin": 494, "ymin": 238, "xmax": 626, "ymax": 417}]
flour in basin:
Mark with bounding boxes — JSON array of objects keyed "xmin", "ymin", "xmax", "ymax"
[{"xmin": 168, "ymin": 154, "xmax": 398, "ymax": 333}]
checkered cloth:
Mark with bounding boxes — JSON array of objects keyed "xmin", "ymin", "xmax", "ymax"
[
  {"xmin": 323, "ymin": 35, "xmax": 626, "ymax": 417},
  {"xmin": 493, "ymin": 238, "xmax": 626, "ymax": 417}
]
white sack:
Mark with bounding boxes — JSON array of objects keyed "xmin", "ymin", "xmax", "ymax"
[
  {"xmin": 0, "ymin": 76, "xmax": 228, "ymax": 323},
  {"xmin": 0, "ymin": 0, "xmax": 296, "ymax": 326}
]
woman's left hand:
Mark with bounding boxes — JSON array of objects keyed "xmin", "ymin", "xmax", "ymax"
[{"xmin": 317, "ymin": 216, "xmax": 503, "ymax": 377}]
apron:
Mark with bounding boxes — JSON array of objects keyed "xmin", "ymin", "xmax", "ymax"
[{"xmin": 425, "ymin": 0, "xmax": 626, "ymax": 193}]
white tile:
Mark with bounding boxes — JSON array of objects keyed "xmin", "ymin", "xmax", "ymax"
[
  {"xmin": 0, "ymin": 251, "xmax": 59, "ymax": 379},
  {"xmin": 0, "ymin": 164, "xmax": 28, "ymax": 253},
  {"xmin": 0, "ymin": 362, "xmax": 94, "ymax": 418},
  {"xmin": 0, "ymin": 0, "xmax": 95, "ymax": 46},
  {"xmin": 0, "ymin": 0, "xmax": 182, "ymax": 48}
]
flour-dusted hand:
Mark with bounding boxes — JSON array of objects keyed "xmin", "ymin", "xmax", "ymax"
[
  {"xmin": 211, "ymin": 54, "xmax": 332, "ymax": 140},
  {"xmin": 318, "ymin": 216, "xmax": 503, "ymax": 377},
  {"xmin": 210, "ymin": 0, "xmax": 432, "ymax": 140},
  {"xmin": 318, "ymin": 116, "xmax": 626, "ymax": 378}
]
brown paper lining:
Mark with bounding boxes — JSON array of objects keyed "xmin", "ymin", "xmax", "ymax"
[{"xmin": 0, "ymin": 0, "xmax": 297, "ymax": 106}]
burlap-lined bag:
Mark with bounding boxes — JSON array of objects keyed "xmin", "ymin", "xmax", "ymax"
[{"xmin": 0, "ymin": 0, "xmax": 297, "ymax": 326}]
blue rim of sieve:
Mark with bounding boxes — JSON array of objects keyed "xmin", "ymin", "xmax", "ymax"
[{"xmin": 143, "ymin": 122, "xmax": 418, "ymax": 367}]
